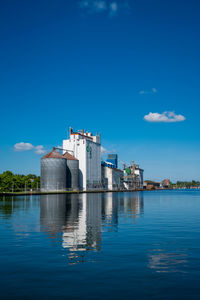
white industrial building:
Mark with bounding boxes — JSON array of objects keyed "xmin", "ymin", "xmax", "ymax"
[
  {"xmin": 123, "ymin": 164, "xmax": 144, "ymax": 190},
  {"xmin": 134, "ymin": 165, "xmax": 144, "ymax": 189},
  {"xmin": 101, "ymin": 164, "xmax": 123, "ymax": 190},
  {"xmin": 63, "ymin": 128, "xmax": 101, "ymax": 190}
]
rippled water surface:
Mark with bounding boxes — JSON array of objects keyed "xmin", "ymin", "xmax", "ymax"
[{"xmin": 1, "ymin": 191, "xmax": 200, "ymax": 299}]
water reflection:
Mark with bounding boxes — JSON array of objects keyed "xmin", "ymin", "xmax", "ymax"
[
  {"xmin": 62, "ymin": 194, "xmax": 102, "ymax": 252},
  {"xmin": 40, "ymin": 192, "xmax": 144, "ymax": 264},
  {"xmin": 40, "ymin": 194, "xmax": 67, "ymax": 236},
  {"xmin": 148, "ymin": 249, "xmax": 188, "ymax": 273},
  {"xmin": 119, "ymin": 192, "xmax": 144, "ymax": 217},
  {"xmin": 0, "ymin": 195, "xmax": 40, "ymax": 219}
]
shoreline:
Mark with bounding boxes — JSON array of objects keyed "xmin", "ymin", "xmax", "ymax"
[{"xmin": 0, "ymin": 188, "xmax": 174, "ymax": 197}]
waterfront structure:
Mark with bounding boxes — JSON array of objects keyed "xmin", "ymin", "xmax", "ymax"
[
  {"xmin": 143, "ymin": 181, "xmax": 160, "ymax": 190},
  {"xmin": 41, "ymin": 149, "xmax": 67, "ymax": 192},
  {"xmin": 40, "ymin": 148, "xmax": 79, "ymax": 191},
  {"xmin": 40, "ymin": 127, "xmax": 144, "ymax": 192},
  {"xmin": 63, "ymin": 128, "xmax": 101, "ymax": 190},
  {"xmin": 134, "ymin": 165, "xmax": 144, "ymax": 189},
  {"xmin": 63, "ymin": 152, "xmax": 79, "ymax": 190},
  {"xmin": 101, "ymin": 162, "xmax": 123, "ymax": 190},
  {"xmin": 123, "ymin": 163, "xmax": 144, "ymax": 190},
  {"xmin": 161, "ymin": 179, "xmax": 170, "ymax": 188}
]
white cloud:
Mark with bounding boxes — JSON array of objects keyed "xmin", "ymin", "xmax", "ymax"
[
  {"xmin": 109, "ymin": 2, "xmax": 118, "ymax": 16},
  {"xmin": 144, "ymin": 111, "xmax": 186, "ymax": 123},
  {"xmin": 78, "ymin": 0, "xmax": 107, "ymax": 13},
  {"xmin": 78, "ymin": 0, "xmax": 89, "ymax": 8},
  {"xmin": 101, "ymin": 146, "xmax": 117, "ymax": 156},
  {"xmin": 34, "ymin": 145, "xmax": 46, "ymax": 155},
  {"xmin": 14, "ymin": 142, "xmax": 47, "ymax": 155},
  {"xmin": 101, "ymin": 146, "xmax": 110, "ymax": 154},
  {"xmin": 94, "ymin": 1, "xmax": 107, "ymax": 12},
  {"xmin": 139, "ymin": 88, "xmax": 157, "ymax": 95},
  {"xmin": 78, "ymin": 0, "xmax": 130, "ymax": 16},
  {"xmin": 14, "ymin": 142, "xmax": 34, "ymax": 151}
]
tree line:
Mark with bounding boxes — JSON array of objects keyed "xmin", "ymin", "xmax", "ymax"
[
  {"xmin": 0, "ymin": 171, "xmax": 40, "ymax": 192},
  {"xmin": 170, "ymin": 180, "xmax": 200, "ymax": 188}
]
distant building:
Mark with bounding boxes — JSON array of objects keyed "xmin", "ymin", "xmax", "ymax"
[
  {"xmin": 143, "ymin": 181, "xmax": 160, "ymax": 190},
  {"xmin": 161, "ymin": 179, "xmax": 170, "ymax": 188},
  {"xmin": 134, "ymin": 165, "xmax": 144, "ymax": 189},
  {"xmin": 63, "ymin": 128, "xmax": 101, "ymax": 190},
  {"xmin": 123, "ymin": 164, "xmax": 144, "ymax": 190}
]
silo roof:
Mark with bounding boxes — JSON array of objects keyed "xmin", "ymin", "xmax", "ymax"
[
  {"xmin": 63, "ymin": 152, "xmax": 78, "ymax": 160},
  {"xmin": 41, "ymin": 149, "xmax": 64, "ymax": 159}
]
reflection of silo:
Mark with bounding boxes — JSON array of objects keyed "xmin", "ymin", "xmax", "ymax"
[
  {"xmin": 40, "ymin": 194, "xmax": 67, "ymax": 233},
  {"xmin": 86, "ymin": 193, "xmax": 102, "ymax": 250},
  {"xmin": 41, "ymin": 149, "xmax": 67, "ymax": 191},
  {"xmin": 102, "ymin": 193, "xmax": 118, "ymax": 229},
  {"xmin": 63, "ymin": 152, "xmax": 79, "ymax": 190}
]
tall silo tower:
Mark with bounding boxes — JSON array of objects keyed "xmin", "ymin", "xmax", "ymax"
[
  {"xmin": 63, "ymin": 152, "xmax": 79, "ymax": 190},
  {"xmin": 41, "ymin": 149, "xmax": 67, "ymax": 192}
]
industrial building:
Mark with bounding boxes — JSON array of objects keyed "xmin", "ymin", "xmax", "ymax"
[
  {"xmin": 101, "ymin": 163, "xmax": 123, "ymax": 190},
  {"xmin": 101, "ymin": 159, "xmax": 124, "ymax": 190},
  {"xmin": 40, "ymin": 148, "xmax": 79, "ymax": 192},
  {"xmin": 63, "ymin": 128, "xmax": 101, "ymax": 190},
  {"xmin": 123, "ymin": 163, "xmax": 144, "ymax": 190},
  {"xmin": 40, "ymin": 127, "xmax": 144, "ymax": 192}
]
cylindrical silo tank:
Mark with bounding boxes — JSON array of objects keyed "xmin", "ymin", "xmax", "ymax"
[
  {"xmin": 41, "ymin": 149, "xmax": 67, "ymax": 191},
  {"xmin": 63, "ymin": 152, "xmax": 79, "ymax": 190}
]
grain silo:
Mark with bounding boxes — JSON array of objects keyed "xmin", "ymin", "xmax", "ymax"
[
  {"xmin": 63, "ymin": 152, "xmax": 79, "ymax": 190},
  {"xmin": 41, "ymin": 149, "xmax": 67, "ymax": 191}
]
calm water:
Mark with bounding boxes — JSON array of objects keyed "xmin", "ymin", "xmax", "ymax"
[{"xmin": 0, "ymin": 190, "xmax": 200, "ymax": 299}]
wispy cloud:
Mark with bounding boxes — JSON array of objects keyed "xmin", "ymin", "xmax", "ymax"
[
  {"xmin": 139, "ymin": 88, "xmax": 158, "ymax": 95},
  {"xmin": 78, "ymin": 0, "xmax": 130, "ymax": 17},
  {"xmin": 109, "ymin": 2, "xmax": 118, "ymax": 16},
  {"xmin": 34, "ymin": 145, "xmax": 46, "ymax": 155},
  {"xmin": 101, "ymin": 146, "xmax": 110, "ymax": 154},
  {"xmin": 144, "ymin": 111, "xmax": 186, "ymax": 123},
  {"xmin": 101, "ymin": 146, "xmax": 117, "ymax": 155},
  {"xmin": 14, "ymin": 143, "xmax": 47, "ymax": 155}
]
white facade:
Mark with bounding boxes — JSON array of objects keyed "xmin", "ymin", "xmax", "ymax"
[
  {"xmin": 101, "ymin": 165, "xmax": 123, "ymax": 190},
  {"xmin": 123, "ymin": 164, "xmax": 144, "ymax": 190},
  {"xmin": 135, "ymin": 167, "xmax": 144, "ymax": 189},
  {"xmin": 63, "ymin": 129, "xmax": 101, "ymax": 190}
]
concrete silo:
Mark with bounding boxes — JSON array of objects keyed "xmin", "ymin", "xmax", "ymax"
[
  {"xmin": 63, "ymin": 152, "xmax": 79, "ymax": 190},
  {"xmin": 41, "ymin": 149, "xmax": 67, "ymax": 192}
]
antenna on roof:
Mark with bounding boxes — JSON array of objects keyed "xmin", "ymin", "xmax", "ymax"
[{"xmin": 69, "ymin": 127, "xmax": 73, "ymax": 135}]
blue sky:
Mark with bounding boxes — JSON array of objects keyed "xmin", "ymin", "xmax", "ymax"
[{"xmin": 0, "ymin": 0, "xmax": 200, "ymax": 181}]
